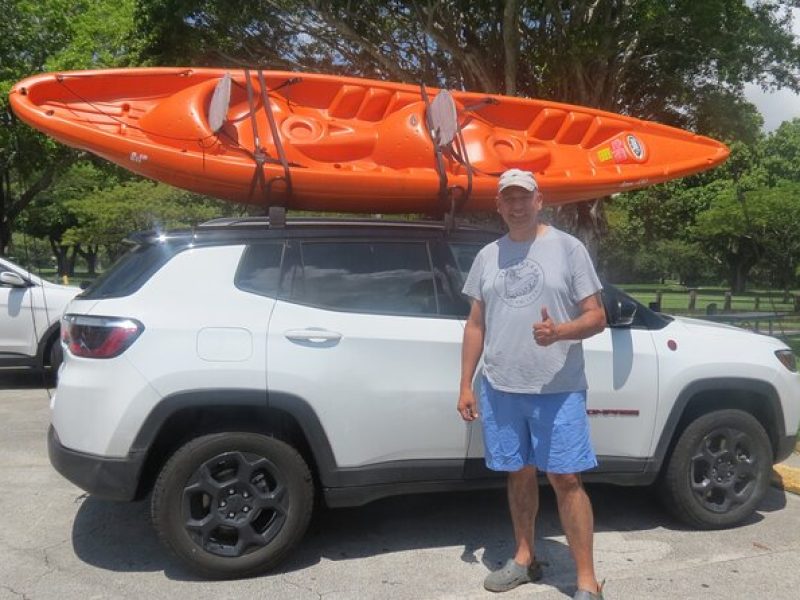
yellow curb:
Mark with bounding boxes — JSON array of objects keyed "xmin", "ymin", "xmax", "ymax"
[{"xmin": 772, "ymin": 464, "xmax": 800, "ymax": 495}]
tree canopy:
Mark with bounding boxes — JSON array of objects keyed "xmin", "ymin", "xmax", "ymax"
[
  {"xmin": 134, "ymin": 0, "xmax": 800, "ymax": 139},
  {"xmin": 3, "ymin": 0, "xmax": 800, "ymax": 290},
  {"xmin": 0, "ymin": 0, "xmax": 137, "ymax": 254}
]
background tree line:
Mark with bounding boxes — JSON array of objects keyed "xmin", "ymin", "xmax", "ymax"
[{"xmin": 1, "ymin": 0, "xmax": 799, "ymax": 289}]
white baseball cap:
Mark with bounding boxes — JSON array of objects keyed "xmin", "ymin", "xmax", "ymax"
[{"xmin": 497, "ymin": 168, "xmax": 539, "ymax": 193}]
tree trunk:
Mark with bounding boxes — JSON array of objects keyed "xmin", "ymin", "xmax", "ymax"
[
  {"xmin": 550, "ymin": 199, "xmax": 607, "ymax": 262},
  {"xmin": 730, "ymin": 263, "xmax": 747, "ymax": 294},
  {"xmin": 67, "ymin": 246, "xmax": 79, "ymax": 277},
  {"xmin": 49, "ymin": 238, "xmax": 71, "ymax": 277},
  {"xmin": 75, "ymin": 243, "xmax": 100, "ymax": 275},
  {"xmin": 0, "ymin": 217, "xmax": 10, "ymax": 256},
  {"xmin": 502, "ymin": 0, "xmax": 520, "ymax": 95}
]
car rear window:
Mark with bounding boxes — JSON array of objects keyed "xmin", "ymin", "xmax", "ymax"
[
  {"xmin": 79, "ymin": 242, "xmax": 182, "ymax": 300},
  {"xmin": 235, "ymin": 243, "xmax": 285, "ymax": 297}
]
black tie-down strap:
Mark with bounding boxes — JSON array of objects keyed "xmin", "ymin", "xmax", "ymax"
[
  {"xmin": 242, "ymin": 68, "xmax": 300, "ymax": 225},
  {"xmin": 420, "ymin": 84, "xmax": 473, "ymax": 231}
]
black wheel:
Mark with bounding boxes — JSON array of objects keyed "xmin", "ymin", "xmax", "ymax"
[
  {"xmin": 151, "ymin": 432, "xmax": 314, "ymax": 579},
  {"xmin": 660, "ymin": 409, "xmax": 772, "ymax": 529}
]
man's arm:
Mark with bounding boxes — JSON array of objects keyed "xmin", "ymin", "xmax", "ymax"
[
  {"xmin": 533, "ymin": 292, "xmax": 605, "ymax": 347},
  {"xmin": 458, "ymin": 299, "xmax": 485, "ymax": 421}
]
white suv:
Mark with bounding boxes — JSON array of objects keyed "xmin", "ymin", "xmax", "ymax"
[
  {"xmin": 0, "ymin": 257, "xmax": 80, "ymax": 373},
  {"xmin": 48, "ymin": 218, "xmax": 800, "ymax": 579}
]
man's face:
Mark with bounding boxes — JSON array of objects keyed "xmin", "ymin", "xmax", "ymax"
[{"xmin": 496, "ymin": 186, "xmax": 542, "ymax": 229}]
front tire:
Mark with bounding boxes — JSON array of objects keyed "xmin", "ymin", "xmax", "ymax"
[
  {"xmin": 151, "ymin": 432, "xmax": 314, "ymax": 579},
  {"xmin": 660, "ymin": 409, "xmax": 772, "ymax": 529}
]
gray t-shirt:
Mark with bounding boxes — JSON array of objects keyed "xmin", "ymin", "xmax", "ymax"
[{"xmin": 462, "ymin": 226, "xmax": 602, "ymax": 394}]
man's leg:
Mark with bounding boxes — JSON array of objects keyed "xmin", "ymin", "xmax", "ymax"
[
  {"xmin": 547, "ymin": 472, "xmax": 600, "ymax": 594},
  {"xmin": 508, "ymin": 464, "xmax": 538, "ymax": 566}
]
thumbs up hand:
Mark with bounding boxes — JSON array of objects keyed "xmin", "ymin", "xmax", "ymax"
[{"xmin": 533, "ymin": 306, "xmax": 559, "ymax": 346}]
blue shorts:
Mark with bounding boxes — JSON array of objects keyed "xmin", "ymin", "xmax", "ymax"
[{"xmin": 479, "ymin": 377, "xmax": 597, "ymax": 474}]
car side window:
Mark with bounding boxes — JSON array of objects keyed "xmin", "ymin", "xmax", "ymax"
[
  {"xmin": 448, "ymin": 243, "xmax": 483, "ymax": 281},
  {"xmin": 290, "ymin": 241, "xmax": 438, "ymax": 316},
  {"xmin": 235, "ymin": 243, "xmax": 285, "ymax": 297}
]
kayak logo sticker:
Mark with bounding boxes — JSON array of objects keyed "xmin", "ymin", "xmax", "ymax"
[
  {"xmin": 626, "ymin": 135, "xmax": 645, "ymax": 160},
  {"xmin": 494, "ymin": 258, "xmax": 545, "ymax": 308},
  {"xmin": 129, "ymin": 152, "xmax": 149, "ymax": 164},
  {"xmin": 596, "ymin": 135, "xmax": 646, "ymax": 164},
  {"xmin": 597, "ymin": 139, "xmax": 627, "ymax": 163}
]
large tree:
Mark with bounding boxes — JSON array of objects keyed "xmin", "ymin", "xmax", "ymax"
[{"xmin": 132, "ymin": 0, "xmax": 800, "ymax": 246}]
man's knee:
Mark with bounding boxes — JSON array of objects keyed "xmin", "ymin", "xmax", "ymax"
[
  {"xmin": 509, "ymin": 465, "xmax": 537, "ymax": 479},
  {"xmin": 546, "ymin": 472, "xmax": 583, "ymax": 495}
]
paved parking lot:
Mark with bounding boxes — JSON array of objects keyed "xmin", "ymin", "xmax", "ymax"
[{"xmin": 2, "ymin": 368, "xmax": 800, "ymax": 600}]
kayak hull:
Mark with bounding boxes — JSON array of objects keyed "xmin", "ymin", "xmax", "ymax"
[{"xmin": 9, "ymin": 67, "xmax": 729, "ymax": 212}]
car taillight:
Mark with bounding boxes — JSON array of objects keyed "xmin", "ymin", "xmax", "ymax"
[{"xmin": 61, "ymin": 315, "xmax": 144, "ymax": 359}]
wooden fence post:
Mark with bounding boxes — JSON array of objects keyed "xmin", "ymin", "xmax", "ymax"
[
  {"xmin": 724, "ymin": 291, "xmax": 732, "ymax": 311},
  {"xmin": 688, "ymin": 289, "xmax": 697, "ymax": 311},
  {"xmin": 754, "ymin": 294, "xmax": 760, "ymax": 310}
]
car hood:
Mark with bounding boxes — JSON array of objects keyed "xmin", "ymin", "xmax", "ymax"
[{"xmin": 670, "ymin": 315, "xmax": 789, "ymax": 349}]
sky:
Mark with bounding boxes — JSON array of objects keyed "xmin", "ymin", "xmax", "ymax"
[{"xmin": 743, "ymin": 6, "xmax": 800, "ymax": 132}]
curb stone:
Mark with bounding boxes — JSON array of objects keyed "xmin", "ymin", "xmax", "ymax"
[{"xmin": 772, "ymin": 461, "xmax": 800, "ymax": 496}]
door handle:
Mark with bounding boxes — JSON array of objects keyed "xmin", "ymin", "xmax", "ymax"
[{"xmin": 284, "ymin": 329, "xmax": 342, "ymax": 343}]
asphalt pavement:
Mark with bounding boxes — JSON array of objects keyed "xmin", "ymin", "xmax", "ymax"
[{"xmin": 1, "ymin": 367, "xmax": 800, "ymax": 600}]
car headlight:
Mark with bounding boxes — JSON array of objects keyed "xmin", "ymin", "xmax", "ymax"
[{"xmin": 775, "ymin": 349, "xmax": 797, "ymax": 372}]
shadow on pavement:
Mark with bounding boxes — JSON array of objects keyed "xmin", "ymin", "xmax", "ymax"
[
  {"xmin": 0, "ymin": 368, "xmax": 54, "ymax": 390},
  {"xmin": 69, "ymin": 482, "xmax": 789, "ymax": 589}
]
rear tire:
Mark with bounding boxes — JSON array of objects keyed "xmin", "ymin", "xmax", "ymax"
[
  {"xmin": 151, "ymin": 432, "xmax": 314, "ymax": 579},
  {"xmin": 660, "ymin": 409, "xmax": 771, "ymax": 529}
]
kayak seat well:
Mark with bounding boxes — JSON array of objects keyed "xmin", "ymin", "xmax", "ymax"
[
  {"xmin": 460, "ymin": 118, "xmax": 551, "ymax": 174},
  {"xmin": 137, "ymin": 78, "xmax": 221, "ymax": 148}
]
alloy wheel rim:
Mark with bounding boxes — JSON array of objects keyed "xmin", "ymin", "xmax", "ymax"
[
  {"xmin": 689, "ymin": 426, "xmax": 760, "ymax": 513},
  {"xmin": 181, "ymin": 451, "xmax": 289, "ymax": 557}
]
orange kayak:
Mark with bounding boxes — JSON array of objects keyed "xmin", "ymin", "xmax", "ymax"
[{"xmin": 9, "ymin": 67, "xmax": 729, "ymax": 212}]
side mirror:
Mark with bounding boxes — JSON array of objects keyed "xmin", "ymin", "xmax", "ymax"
[
  {"xmin": 607, "ymin": 298, "xmax": 637, "ymax": 328},
  {"xmin": 0, "ymin": 271, "xmax": 29, "ymax": 288},
  {"xmin": 79, "ymin": 280, "xmax": 92, "ymax": 290}
]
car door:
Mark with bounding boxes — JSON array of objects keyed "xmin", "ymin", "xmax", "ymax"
[
  {"xmin": 582, "ymin": 294, "xmax": 660, "ymax": 460},
  {"xmin": 0, "ymin": 263, "xmax": 37, "ymax": 357},
  {"xmin": 266, "ymin": 235, "xmax": 469, "ymax": 474}
]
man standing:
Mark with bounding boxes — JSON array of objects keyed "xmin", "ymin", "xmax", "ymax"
[{"xmin": 458, "ymin": 168, "xmax": 606, "ymax": 600}]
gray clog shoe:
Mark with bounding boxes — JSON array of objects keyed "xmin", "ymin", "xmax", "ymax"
[{"xmin": 483, "ymin": 558, "xmax": 544, "ymax": 592}]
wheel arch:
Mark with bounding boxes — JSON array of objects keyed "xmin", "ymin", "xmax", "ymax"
[
  {"xmin": 653, "ymin": 377, "xmax": 785, "ymax": 474},
  {"xmin": 132, "ymin": 389, "xmax": 338, "ymax": 500},
  {"xmin": 35, "ymin": 320, "xmax": 61, "ymax": 368}
]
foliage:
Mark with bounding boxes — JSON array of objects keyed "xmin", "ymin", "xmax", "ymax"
[
  {"xmin": 133, "ymin": 1, "xmax": 800, "ymax": 131},
  {"xmin": 61, "ymin": 180, "xmax": 243, "ymax": 259},
  {"xmin": 131, "ymin": 0, "xmax": 800, "ymax": 250},
  {"xmin": 607, "ymin": 120, "xmax": 800, "ymax": 291},
  {"xmin": 0, "ymin": 0, "xmax": 137, "ymax": 254}
]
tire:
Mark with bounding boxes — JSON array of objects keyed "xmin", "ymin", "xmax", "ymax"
[
  {"xmin": 660, "ymin": 409, "xmax": 772, "ymax": 529},
  {"xmin": 151, "ymin": 432, "xmax": 314, "ymax": 579},
  {"xmin": 48, "ymin": 338, "xmax": 63, "ymax": 372}
]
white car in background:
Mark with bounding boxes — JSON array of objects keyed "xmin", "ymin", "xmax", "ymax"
[{"xmin": 0, "ymin": 257, "xmax": 81, "ymax": 373}]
